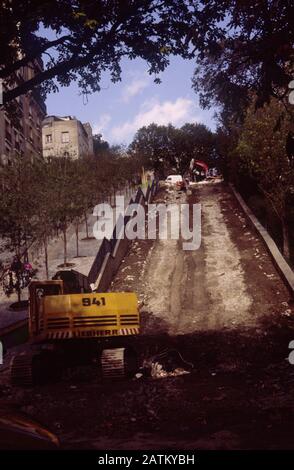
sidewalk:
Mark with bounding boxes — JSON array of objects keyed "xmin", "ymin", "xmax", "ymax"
[
  {"xmin": 0, "ymin": 300, "xmax": 28, "ymax": 334},
  {"xmin": 0, "ymin": 215, "xmax": 101, "ymax": 336}
]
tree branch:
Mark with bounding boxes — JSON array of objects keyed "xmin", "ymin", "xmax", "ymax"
[
  {"xmin": 2, "ymin": 14, "xmax": 130, "ymax": 104},
  {"xmin": 2, "ymin": 47, "xmax": 101, "ymax": 104},
  {"xmin": 0, "ymin": 35, "xmax": 72, "ymax": 79}
]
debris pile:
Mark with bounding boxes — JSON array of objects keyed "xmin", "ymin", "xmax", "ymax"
[{"xmin": 141, "ymin": 349, "xmax": 194, "ymax": 380}]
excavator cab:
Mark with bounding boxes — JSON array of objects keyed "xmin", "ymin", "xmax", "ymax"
[{"xmin": 29, "ymin": 281, "xmax": 63, "ymax": 339}]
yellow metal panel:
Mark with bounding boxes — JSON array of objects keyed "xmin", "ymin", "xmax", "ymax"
[
  {"xmin": 44, "ymin": 292, "xmax": 138, "ymax": 315},
  {"xmin": 42, "ymin": 292, "xmax": 139, "ymax": 338}
]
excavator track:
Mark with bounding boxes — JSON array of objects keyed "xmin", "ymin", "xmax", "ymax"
[
  {"xmin": 101, "ymin": 347, "xmax": 138, "ymax": 379},
  {"xmin": 10, "ymin": 350, "xmax": 63, "ymax": 386},
  {"xmin": 10, "ymin": 354, "xmax": 35, "ymax": 386}
]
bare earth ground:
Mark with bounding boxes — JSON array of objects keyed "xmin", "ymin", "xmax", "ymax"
[
  {"xmin": 1, "ymin": 181, "xmax": 294, "ymax": 450},
  {"xmin": 115, "ymin": 182, "xmax": 292, "ymax": 330}
]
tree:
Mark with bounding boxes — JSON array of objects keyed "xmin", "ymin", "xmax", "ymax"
[
  {"xmin": 76, "ymin": 156, "xmax": 105, "ymax": 241},
  {"xmin": 0, "ymin": 148, "xmax": 142, "ymax": 297},
  {"xmin": 178, "ymin": 123, "xmax": 216, "ymax": 169},
  {"xmin": 213, "ymin": 126, "xmax": 235, "ymax": 180},
  {"xmin": 1, "ymin": 1, "xmax": 293, "ymax": 122},
  {"xmin": 130, "ymin": 122, "xmax": 216, "ymax": 175},
  {"xmin": 191, "ymin": 0, "xmax": 294, "ymax": 121},
  {"xmin": 130, "ymin": 123, "xmax": 178, "ymax": 176},
  {"xmin": 93, "ymin": 134, "xmax": 110, "ymax": 157},
  {"xmin": 0, "ymin": 1, "xmax": 194, "ymax": 105},
  {"xmin": 47, "ymin": 158, "xmax": 85, "ymax": 266},
  {"xmin": 236, "ymin": 97, "xmax": 294, "ymax": 258},
  {"xmin": 32, "ymin": 159, "xmax": 63, "ymax": 277},
  {"xmin": 0, "ymin": 156, "xmax": 39, "ymax": 258},
  {"xmin": 0, "ymin": 156, "xmax": 40, "ymax": 303}
]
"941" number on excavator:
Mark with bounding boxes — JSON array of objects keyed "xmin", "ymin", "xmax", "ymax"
[{"xmin": 82, "ymin": 297, "xmax": 106, "ymax": 307}]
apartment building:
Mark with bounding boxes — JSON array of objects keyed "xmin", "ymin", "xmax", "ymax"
[
  {"xmin": 42, "ymin": 115, "xmax": 94, "ymax": 159},
  {"xmin": 0, "ymin": 58, "xmax": 47, "ymax": 163}
]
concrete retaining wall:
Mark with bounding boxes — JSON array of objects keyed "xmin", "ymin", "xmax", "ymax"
[
  {"xmin": 230, "ymin": 184, "xmax": 294, "ymax": 296},
  {"xmin": 88, "ymin": 180, "xmax": 159, "ymax": 292}
]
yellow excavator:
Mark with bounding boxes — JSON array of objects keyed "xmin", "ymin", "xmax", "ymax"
[{"xmin": 10, "ymin": 280, "xmax": 140, "ymax": 386}]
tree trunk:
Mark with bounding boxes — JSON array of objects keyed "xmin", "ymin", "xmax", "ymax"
[
  {"xmin": 63, "ymin": 227, "xmax": 67, "ymax": 265},
  {"xmin": 44, "ymin": 236, "xmax": 49, "ymax": 278},
  {"xmin": 282, "ymin": 218, "xmax": 290, "ymax": 260},
  {"xmin": 75, "ymin": 223, "xmax": 79, "ymax": 257},
  {"xmin": 84, "ymin": 212, "xmax": 89, "ymax": 238},
  {"xmin": 17, "ymin": 282, "xmax": 21, "ymax": 304}
]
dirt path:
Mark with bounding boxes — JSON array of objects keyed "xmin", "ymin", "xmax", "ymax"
[
  {"xmin": 114, "ymin": 181, "xmax": 290, "ymax": 334},
  {"xmin": 143, "ymin": 183, "xmax": 252, "ymax": 332}
]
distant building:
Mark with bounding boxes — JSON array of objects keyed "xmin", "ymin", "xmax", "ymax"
[
  {"xmin": 0, "ymin": 59, "xmax": 47, "ymax": 164},
  {"xmin": 42, "ymin": 115, "xmax": 94, "ymax": 159}
]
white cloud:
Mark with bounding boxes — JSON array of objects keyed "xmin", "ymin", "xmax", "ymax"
[
  {"xmin": 92, "ymin": 113, "xmax": 111, "ymax": 135},
  {"xmin": 121, "ymin": 74, "xmax": 150, "ymax": 103},
  {"xmin": 110, "ymin": 97, "xmax": 199, "ymax": 142}
]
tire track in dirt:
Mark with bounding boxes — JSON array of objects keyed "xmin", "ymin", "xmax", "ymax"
[
  {"xmin": 140, "ymin": 182, "xmax": 262, "ymax": 333},
  {"xmin": 201, "ymin": 186, "xmax": 252, "ymax": 329}
]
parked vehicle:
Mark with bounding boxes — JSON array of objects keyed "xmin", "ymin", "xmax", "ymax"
[{"xmin": 165, "ymin": 175, "xmax": 185, "ymax": 189}]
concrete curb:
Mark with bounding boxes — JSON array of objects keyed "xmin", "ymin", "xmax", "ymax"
[{"xmin": 230, "ymin": 184, "xmax": 294, "ymax": 296}]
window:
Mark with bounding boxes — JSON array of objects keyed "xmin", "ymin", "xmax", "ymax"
[
  {"xmin": 61, "ymin": 131, "xmax": 69, "ymax": 143},
  {"xmin": 45, "ymin": 134, "xmax": 52, "ymax": 144}
]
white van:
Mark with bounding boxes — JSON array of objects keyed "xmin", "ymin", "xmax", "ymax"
[{"xmin": 165, "ymin": 175, "xmax": 183, "ymax": 187}]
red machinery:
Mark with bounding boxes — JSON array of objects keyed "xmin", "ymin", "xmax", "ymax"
[{"xmin": 189, "ymin": 159, "xmax": 209, "ymax": 181}]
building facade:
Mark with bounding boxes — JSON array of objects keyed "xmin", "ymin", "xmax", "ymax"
[
  {"xmin": 0, "ymin": 59, "xmax": 47, "ymax": 163},
  {"xmin": 42, "ymin": 115, "xmax": 94, "ymax": 159}
]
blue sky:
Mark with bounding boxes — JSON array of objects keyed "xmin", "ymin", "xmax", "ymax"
[{"xmin": 45, "ymin": 56, "xmax": 217, "ymax": 145}]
